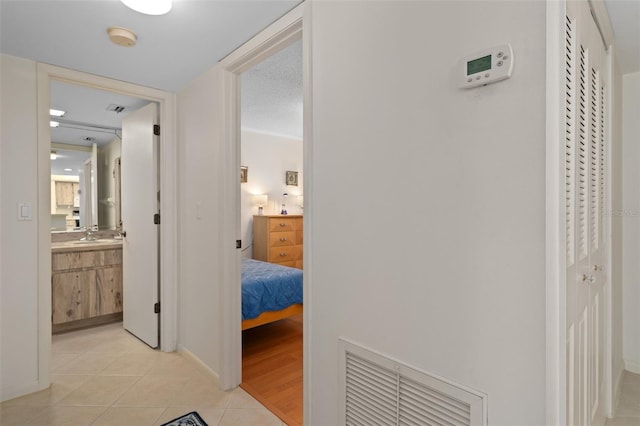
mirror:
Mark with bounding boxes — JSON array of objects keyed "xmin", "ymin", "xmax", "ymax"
[{"xmin": 49, "ymin": 81, "xmax": 147, "ymax": 232}]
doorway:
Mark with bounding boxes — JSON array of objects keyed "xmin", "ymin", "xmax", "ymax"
[
  {"xmin": 36, "ymin": 63, "xmax": 178, "ymax": 390},
  {"xmin": 216, "ymin": 0, "xmax": 308, "ymax": 419},
  {"xmin": 238, "ymin": 38, "xmax": 303, "ymax": 425}
]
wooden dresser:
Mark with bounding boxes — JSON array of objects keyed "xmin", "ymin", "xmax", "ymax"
[{"xmin": 253, "ymin": 215, "xmax": 303, "ymax": 269}]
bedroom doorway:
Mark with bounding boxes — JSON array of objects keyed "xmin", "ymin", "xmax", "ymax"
[
  {"xmin": 238, "ymin": 36, "xmax": 303, "ymax": 426},
  {"xmin": 215, "ymin": 3, "xmax": 307, "ymax": 425}
]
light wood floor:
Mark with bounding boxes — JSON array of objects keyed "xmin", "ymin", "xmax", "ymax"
[{"xmin": 241, "ymin": 314, "xmax": 303, "ymax": 426}]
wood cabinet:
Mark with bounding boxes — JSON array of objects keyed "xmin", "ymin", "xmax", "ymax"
[
  {"xmin": 55, "ymin": 181, "xmax": 79, "ymax": 206},
  {"xmin": 51, "ymin": 246, "xmax": 123, "ymax": 332},
  {"xmin": 253, "ymin": 215, "xmax": 303, "ymax": 269}
]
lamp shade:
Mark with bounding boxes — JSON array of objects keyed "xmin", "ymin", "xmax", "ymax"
[{"xmin": 253, "ymin": 194, "xmax": 268, "ymax": 207}]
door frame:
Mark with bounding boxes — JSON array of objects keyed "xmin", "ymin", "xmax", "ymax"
[
  {"xmin": 36, "ymin": 63, "xmax": 178, "ymax": 385},
  {"xmin": 545, "ymin": 0, "xmax": 615, "ymax": 424},
  {"xmin": 216, "ymin": 0, "xmax": 310, "ymax": 413}
]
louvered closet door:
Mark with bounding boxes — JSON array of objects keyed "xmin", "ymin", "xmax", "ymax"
[{"xmin": 565, "ymin": 1, "xmax": 608, "ymax": 425}]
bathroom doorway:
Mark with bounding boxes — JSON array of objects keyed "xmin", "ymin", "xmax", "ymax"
[{"xmin": 37, "ymin": 64, "xmax": 178, "ymax": 389}]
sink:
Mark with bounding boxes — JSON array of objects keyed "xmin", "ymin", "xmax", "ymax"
[{"xmin": 68, "ymin": 239, "xmax": 121, "ymax": 245}]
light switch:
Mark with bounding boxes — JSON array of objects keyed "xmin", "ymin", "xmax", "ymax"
[{"xmin": 18, "ymin": 203, "xmax": 32, "ymax": 221}]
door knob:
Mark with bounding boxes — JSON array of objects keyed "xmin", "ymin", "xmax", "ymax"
[
  {"xmin": 593, "ymin": 264, "xmax": 605, "ymax": 272},
  {"xmin": 582, "ymin": 274, "xmax": 596, "ymax": 284},
  {"xmin": 121, "ymin": 230, "xmax": 127, "ymax": 238}
]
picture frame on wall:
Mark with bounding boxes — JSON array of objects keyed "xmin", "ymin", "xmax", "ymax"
[
  {"xmin": 240, "ymin": 166, "xmax": 248, "ymax": 183},
  {"xmin": 286, "ymin": 170, "xmax": 298, "ymax": 186}
]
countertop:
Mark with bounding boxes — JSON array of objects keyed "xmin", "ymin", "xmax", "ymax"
[{"xmin": 51, "ymin": 239, "xmax": 123, "ymax": 254}]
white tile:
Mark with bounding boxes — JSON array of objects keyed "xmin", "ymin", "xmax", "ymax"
[
  {"xmin": 227, "ymin": 387, "xmax": 267, "ymax": 409},
  {"xmin": 92, "ymin": 406, "xmax": 165, "ymax": 426},
  {"xmin": 219, "ymin": 408, "xmax": 282, "ymax": 425},
  {"xmin": 57, "ymin": 375, "xmax": 140, "ymax": 406},
  {"xmin": 52, "ymin": 351, "xmax": 119, "ymax": 374},
  {"xmin": 28, "ymin": 405, "xmax": 108, "ymax": 426}
]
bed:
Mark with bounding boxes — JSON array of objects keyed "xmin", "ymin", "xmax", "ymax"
[{"xmin": 241, "ymin": 258, "xmax": 303, "ymax": 330}]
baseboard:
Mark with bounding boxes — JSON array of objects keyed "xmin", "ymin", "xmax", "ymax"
[
  {"xmin": 624, "ymin": 358, "xmax": 640, "ymax": 374},
  {"xmin": 612, "ymin": 366, "xmax": 625, "ymax": 416},
  {"xmin": 1, "ymin": 379, "xmax": 48, "ymax": 403},
  {"xmin": 177, "ymin": 344, "xmax": 222, "ymax": 389}
]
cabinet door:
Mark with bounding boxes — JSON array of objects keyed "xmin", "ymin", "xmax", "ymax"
[
  {"xmin": 52, "ymin": 271, "xmax": 94, "ymax": 324},
  {"xmin": 95, "ymin": 266, "xmax": 123, "ymax": 315},
  {"xmin": 55, "ymin": 181, "xmax": 74, "ymax": 206}
]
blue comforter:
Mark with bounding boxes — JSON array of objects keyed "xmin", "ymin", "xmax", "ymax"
[{"xmin": 241, "ymin": 258, "xmax": 303, "ymax": 320}]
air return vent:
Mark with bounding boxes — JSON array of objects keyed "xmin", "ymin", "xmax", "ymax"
[
  {"xmin": 339, "ymin": 339, "xmax": 487, "ymax": 426},
  {"xmin": 106, "ymin": 104, "xmax": 126, "ymax": 113}
]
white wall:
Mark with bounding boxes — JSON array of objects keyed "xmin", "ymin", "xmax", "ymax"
[
  {"xmin": 622, "ymin": 71, "xmax": 640, "ymax": 373},
  {"xmin": 176, "ymin": 66, "xmax": 223, "ymax": 377},
  {"xmin": 240, "ymin": 130, "xmax": 303, "ymax": 258},
  {"xmin": 0, "ymin": 54, "xmax": 44, "ymax": 400},
  {"xmin": 307, "ymin": 2, "xmax": 546, "ymax": 424}
]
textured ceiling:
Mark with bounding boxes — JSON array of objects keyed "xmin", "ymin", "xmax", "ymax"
[{"xmin": 241, "ymin": 39, "xmax": 302, "ymax": 140}]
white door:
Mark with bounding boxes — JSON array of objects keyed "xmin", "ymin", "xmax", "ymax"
[
  {"xmin": 121, "ymin": 102, "xmax": 160, "ymax": 348},
  {"xmin": 565, "ymin": 1, "xmax": 608, "ymax": 424}
]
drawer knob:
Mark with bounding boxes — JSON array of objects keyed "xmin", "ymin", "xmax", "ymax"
[
  {"xmin": 279, "ymin": 223, "xmax": 286, "ymax": 227},
  {"xmin": 279, "ymin": 253, "xmax": 287, "ymax": 257},
  {"xmin": 280, "ymin": 237, "xmax": 287, "ymax": 242}
]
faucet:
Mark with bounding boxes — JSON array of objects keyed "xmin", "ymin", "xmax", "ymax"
[{"xmin": 81, "ymin": 226, "xmax": 98, "ymax": 241}]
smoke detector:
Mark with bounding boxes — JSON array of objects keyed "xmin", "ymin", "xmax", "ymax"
[{"xmin": 107, "ymin": 27, "xmax": 137, "ymax": 47}]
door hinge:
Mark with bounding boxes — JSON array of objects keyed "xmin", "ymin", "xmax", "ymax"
[
  {"xmin": 154, "ymin": 302, "xmax": 160, "ymax": 314},
  {"xmin": 236, "ymin": 240, "xmax": 242, "ymax": 249},
  {"xmin": 153, "ymin": 124, "xmax": 160, "ymax": 136},
  {"xmin": 154, "ymin": 213, "xmax": 160, "ymax": 225}
]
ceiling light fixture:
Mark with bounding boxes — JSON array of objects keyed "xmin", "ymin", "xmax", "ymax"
[
  {"xmin": 120, "ymin": 0, "xmax": 171, "ymax": 15},
  {"xmin": 50, "ymin": 109, "xmax": 66, "ymax": 117},
  {"xmin": 50, "ymin": 121, "xmax": 60, "ymax": 128},
  {"xmin": 64, "ymin": 168, "xmax": 73, "ymax": 172},
  {"xmin": 107, "ymin": 27, "xmax": 137, "ymax": 47}
]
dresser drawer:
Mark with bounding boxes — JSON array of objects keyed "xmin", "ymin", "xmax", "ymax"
[
  {"xmin": 268, "ymin": 217, "xmax": 301, "ymax": 232},
  {"xmin": 269, "ymin": 231, "xmax": 296, "ymax": 247},
  {"xmin": 268, "ymin": 245, "xmax": 302, "ymax": 263}
]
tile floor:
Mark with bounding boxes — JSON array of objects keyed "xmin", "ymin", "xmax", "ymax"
[
  {"xmin": 606, "ymin": 370, "xmax": 640, "ymax": 426},
  {"xmin": 0, "ymin": 322, "xmax": 285, "ymax": 426}
]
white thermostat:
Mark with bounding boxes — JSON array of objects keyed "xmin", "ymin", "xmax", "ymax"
[{"xmin": 459, "ymin": 44, "xmax": 513, "ymax": 89}]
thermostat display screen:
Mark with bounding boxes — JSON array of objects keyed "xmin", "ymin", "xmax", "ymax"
[{"xmin": 467, "ymin": 55, "xmax": 492, "ymax": 75}]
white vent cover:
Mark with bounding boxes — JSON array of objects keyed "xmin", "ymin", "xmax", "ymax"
[{"xmin": 339, "ymin": 339, "xmax": 487, "ymax": 426}]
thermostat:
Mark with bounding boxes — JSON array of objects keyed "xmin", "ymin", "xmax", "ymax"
[{"xmin": 459, "ymin": 44, "xmax": 513, "ymax": 89}]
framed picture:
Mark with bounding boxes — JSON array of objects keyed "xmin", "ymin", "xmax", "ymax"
[
  {"xmin": 240, "ymin": 166, "xmax": 248, "ymax": 183},
  {"xmin": 286, "ymin": 170, "xmax": 298, "ymax": 186}
]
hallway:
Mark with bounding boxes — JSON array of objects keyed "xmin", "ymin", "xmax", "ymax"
[{"xmin": 0, "ymin": 323, "xmax": 284, "ymax": 425}]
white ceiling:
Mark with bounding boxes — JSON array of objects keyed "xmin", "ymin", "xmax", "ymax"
[
  {"xmin": 605, "ymin": 0, "xmax": 640, "ymax": 74},
  {"xmin": 0, "ymin": 0, "xmax": 300, "ymax": 92}
]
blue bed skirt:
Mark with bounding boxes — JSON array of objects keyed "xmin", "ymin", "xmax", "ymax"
[{"xmin": 241, "ymin": 258, "xmax": 303, "ymax": 320}]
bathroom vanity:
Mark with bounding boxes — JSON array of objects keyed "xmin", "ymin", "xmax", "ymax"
[{"xmin": 51, "ymin": 239, "xmax": 123, "ymax": 333}]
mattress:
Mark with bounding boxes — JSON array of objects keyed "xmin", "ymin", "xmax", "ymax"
[{"xmin": 241, "ymin": 258, "xmax": 303, "ymax": 320}]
